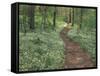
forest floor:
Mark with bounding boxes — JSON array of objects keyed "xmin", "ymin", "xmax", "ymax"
[{"xmin": 60, "ymin": 29, "xmax": 94, "ymax": 69}]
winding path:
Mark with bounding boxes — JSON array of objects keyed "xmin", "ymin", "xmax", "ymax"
[{"xmin": 60, "ymin": 28, "xmax": 94, "ymax": 69}]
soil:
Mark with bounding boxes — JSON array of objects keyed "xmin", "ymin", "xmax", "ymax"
[{"xmin": 60, "ymin": 29, "xmax": 94, "ymax": 69}]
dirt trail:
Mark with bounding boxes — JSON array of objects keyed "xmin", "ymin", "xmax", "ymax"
[{"xmin": 60, "ymin": 29, "xmax": 94, "ymax": 69}]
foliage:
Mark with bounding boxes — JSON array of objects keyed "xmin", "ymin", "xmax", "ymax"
[
  {"xmin": 19, "ymin": 31, "xmax": 64, "ymax": 71},
  {"xmin": 82, "ymin": 9, "xmax": 96, "ymax": 29},
  {"xmin": 19, "ymin": 4, "xmax": 97, "ymax": 71}
]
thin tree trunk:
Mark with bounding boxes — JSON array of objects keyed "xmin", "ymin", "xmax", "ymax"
[
  {"xmin": 72, "ymin": 8, "xmax": 74, "ymax": 26},
  {"xmin": 77, "ymin": 8, "xmax": 83, "ymax": 33},
  {"xmin": 80, "ymin": 8, "xmax": 83, "ymax": 29},
  {"xmin": 53, "ymin": 7, "xmax": 57, "ymax": 30},
  {"xmin": 43, "ymin": 6, "xmax": 47, "ymax": 29},
  {"xmin": 69, "ymin": 8, "xmax": 72, "ymax": 23}
]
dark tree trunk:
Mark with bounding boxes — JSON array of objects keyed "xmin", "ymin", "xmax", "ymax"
[
  {"xmin": 28, "ymin": 5, "xmax": 35, "ymax": 31},
  {"xmin": 67, "ymin": 8, "xmax": 72, "ymax": 24},
  {"xmin": 53, "ymin": 7, "xmax": 57, "ymax": 30},
  {"xmin": 72, "ymin": 8, "xmax": 74, "ymax": 26},
  {"xmin": 69, "ymin": 8, "xmax": 72, "ymax": 23},
  {"xmin": 43, "ymin": 6, "xmax": 47, "ymax": 29},
  {"xmin": 80, "ymin": 8, "xmax": 83, "ymax": 29}
]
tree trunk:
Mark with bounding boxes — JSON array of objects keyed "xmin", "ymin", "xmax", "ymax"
[
  {"xmin": 80, "ymin": 8, "xmax": 83, "ymax": 29},
  {"xmin": 28, "ymin": 5, "xmax": 35, "ymax": 31},
  {"xmin": 77, "ymin": 8, "xmax": 83, "ymax": 33},
  {"xmin": 68, "ymin": 8, "xmax": 72, "ymax": 24},
  {"xmin": 53, "ymin": 7, "xmax": 57, "ymax": 30},
  {"xmin": 72, "ymin": 8, "xmax": 74, "ymax": 26},
  {"xmin": 43, "ymin": 6, "xmax": 47, "ymax": 29},
  {"xmin": 69, "ymin": 8, "xmax": 72, "ymax": 23},
  {"xmin": 40, "ymin": 6, "xmax": 47, "ymax": 31}
]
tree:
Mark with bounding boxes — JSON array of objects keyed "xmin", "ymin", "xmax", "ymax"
[
  {"xmin": 79, "ymin": 8, "xmax": 83, "ymax": 30},
  {"xmin": 39, "ymin": 6, "xmax": 48, "ymax": 31},
  {"xmin": 53, "ymin": 7, "xmax": 57, "ymax": 30},
  {"xmin": 28, "ymin": 5, "xmax": 35, "ymax": 31},
  {"xmin": 72, "ymin": 8, "xmax": 74, "ymax": 26},
  {"xmin": 67, "ymin": 8, "xmax": 72, "ymax": 24},
  {"xmin": 80, "ymin": 8, "xmax": 83, "ymax": 29},
  {"xmin": 69, "ymin": 8, "xmax": 72, "ymax": 23}
]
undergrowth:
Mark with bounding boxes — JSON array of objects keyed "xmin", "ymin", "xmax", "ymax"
[{"xmin": 19, "ymin": 31, "xmax": 64, "ymax": 71}]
